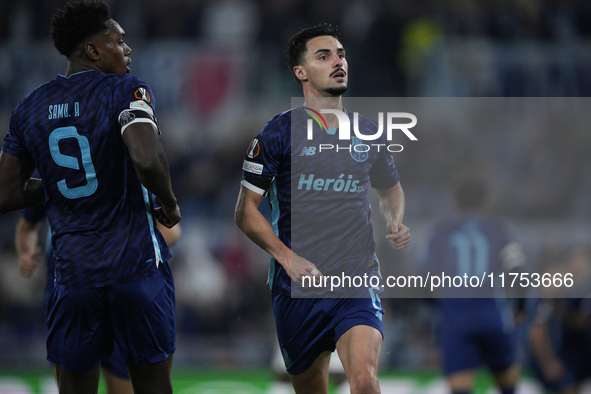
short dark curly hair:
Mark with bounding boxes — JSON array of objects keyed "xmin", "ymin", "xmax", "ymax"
[
  {"xmin": 50, "ymin": 0, "xmax": 111, "ymax": 57},
  {"xmin": 284, "ymin": 23, "xmax": 339, "ymax": 86}
]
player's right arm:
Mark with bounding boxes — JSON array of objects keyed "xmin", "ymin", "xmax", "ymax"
[
  {"xmin": 14, "ymin": 215, "xmax": 43, "ymax": 278},
  {"xmin": 234, "ymin": 184, "xmax": 321, "ymax": 284},
  {"xmin": 236, "ymin": 116, "xmax": 321, "ymax": 284},
  {"xmin": 0, "ymin": 152, "xmax": 43, "ymax": 214}
]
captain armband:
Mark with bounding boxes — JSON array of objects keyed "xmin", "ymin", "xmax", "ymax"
[
  {"xmin": 241, "ymin": 174, "xmax": 273, "ymax": 196},
  {"xmin": 118, "ymin": 108, "xmax": 159, "ymax": 135}
]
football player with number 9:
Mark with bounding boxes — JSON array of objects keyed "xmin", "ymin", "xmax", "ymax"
[{"xmin": 0, "ymin": 1, "xmax": 180, "ymax": 393}]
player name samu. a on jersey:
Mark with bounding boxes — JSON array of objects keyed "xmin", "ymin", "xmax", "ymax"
[{"xmin": 48, "ymin": 102, "xmax": 80, "ymax": 119}]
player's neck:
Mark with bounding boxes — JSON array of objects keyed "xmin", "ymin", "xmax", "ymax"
[
  {"xmin": 64, "ymin": 45, "xmax": 104, "ymax": 76},
  {"xmin": 303, "ymin": 95, "xmax": 342, "ymax": 113},
  {"xmin": 64, "ymin": 57, "xmax": 103, "ymax": 77}
]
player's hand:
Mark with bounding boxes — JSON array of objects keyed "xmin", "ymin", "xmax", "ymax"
[
  {"xmin": 154, "ymin": 199, "xmax": 181, "ymax": 228},
  {"xmin": 541, "ymin": 357, "xmax": 566, "ymax": 383},
  {"xmin": 386, "ymin": 221, "xmax": 411, "ymax": 250},
  {"xmin": 288, "ymin": 252, "xmax": 322, "ymax": 286},
  {"xmin": 18, "ymin": 245, "xmax": 41, "ymax": 278}
]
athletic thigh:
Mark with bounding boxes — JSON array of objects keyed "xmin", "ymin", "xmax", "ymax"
[{"xmin": 336, "ymin": 324, "xmax": 382, "ymax": 378}]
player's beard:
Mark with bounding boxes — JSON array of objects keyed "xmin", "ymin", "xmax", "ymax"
[{"xmin": 325, "ymin": 85, "xmax": 348, "ymax": 96}]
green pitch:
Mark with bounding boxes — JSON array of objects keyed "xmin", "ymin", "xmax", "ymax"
[{"xmin": 0, "ymin": 368, "xmax": 542, "ymax": 393}]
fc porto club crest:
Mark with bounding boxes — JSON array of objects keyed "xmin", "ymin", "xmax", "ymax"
[{"xmin": 350, "ymin": 136, "xmax": 368, "ymax": 162}]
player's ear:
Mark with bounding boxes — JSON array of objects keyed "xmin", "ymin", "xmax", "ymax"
[
  {"xmin": 293, "ymin": 66, "xmax": 307, "ymax": 83},
  {"xmin": 85, "ymin": 42, "xmax": 100, "ymax": 60}
]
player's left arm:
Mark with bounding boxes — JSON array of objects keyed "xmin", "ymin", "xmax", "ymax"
[
  {"xmin": 119, "ymin": 86, "xmax": 180, "ymax": 228},
  {"xmin": 0, "ymin": 151, "xmax": 43, "ymax": 214},
  {"xmin": 122, "ymin": 122, "xmax": 180, "ymax": 228},
  {"xmin": 375, "ymin": 182, "xmax": 411, "ymax": 250}
]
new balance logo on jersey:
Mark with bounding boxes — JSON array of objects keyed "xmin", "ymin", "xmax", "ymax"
[{"xmin": 299, "ymin": 147, "xmax": 316, "ymax": 156}]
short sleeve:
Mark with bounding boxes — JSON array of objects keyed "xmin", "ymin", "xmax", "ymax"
[
  {"xmin": 369, "ymin": 146, "xmax": 399, "ymax": 189},
  {"xmin": 241, "ymin": 115, "xmax": 289, "ymax": 195},
  {"xmin": 2, "ymin": 107, "xmax": 32, "ymax": 161}
]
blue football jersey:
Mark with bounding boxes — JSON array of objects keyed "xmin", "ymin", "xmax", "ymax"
[
  {"xmin": 422, "ymin": 215, "xmax": 518, "ymax": 316},
  {"xmin": 241, "ymin": 106, "xmax": 399, "ymax": 295},
  {"xmin": 3, "ymin": 70, "xmax": 170, "ymax": 288}
]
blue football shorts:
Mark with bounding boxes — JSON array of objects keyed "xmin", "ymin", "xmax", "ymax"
[
  {"xmin": 440, "ymin": 316, "xmax": 515, "ymax": 375},
  {"xmin": 46, "ymin": 262, "xmax": 176, "ymax": 373},
  {"xmin": 272, "ymin": 293, "xmax": 384, "ymax": 375}
]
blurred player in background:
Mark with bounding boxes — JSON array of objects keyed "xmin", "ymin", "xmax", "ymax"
[
  {"xmin": 527, "ymin": 298, "xmax": 590, "ymax": 394},
  {"xmin": 235, "ymin": 23, "xmax": 410, "ymax": 393},
  {"xmin": 526, "ymin": 248, "xmax": 591, "ymax": 393},
  {"xmin": 15, "ymin": 201, "xmax": 182, "ymax": 394},
  {"xmin": 0, "ymin": 0, "xmax": 180, "ymax": 392},
  {"xmin": 421, "ymin": 175, "xmax": 525, "ymax": 394}
]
